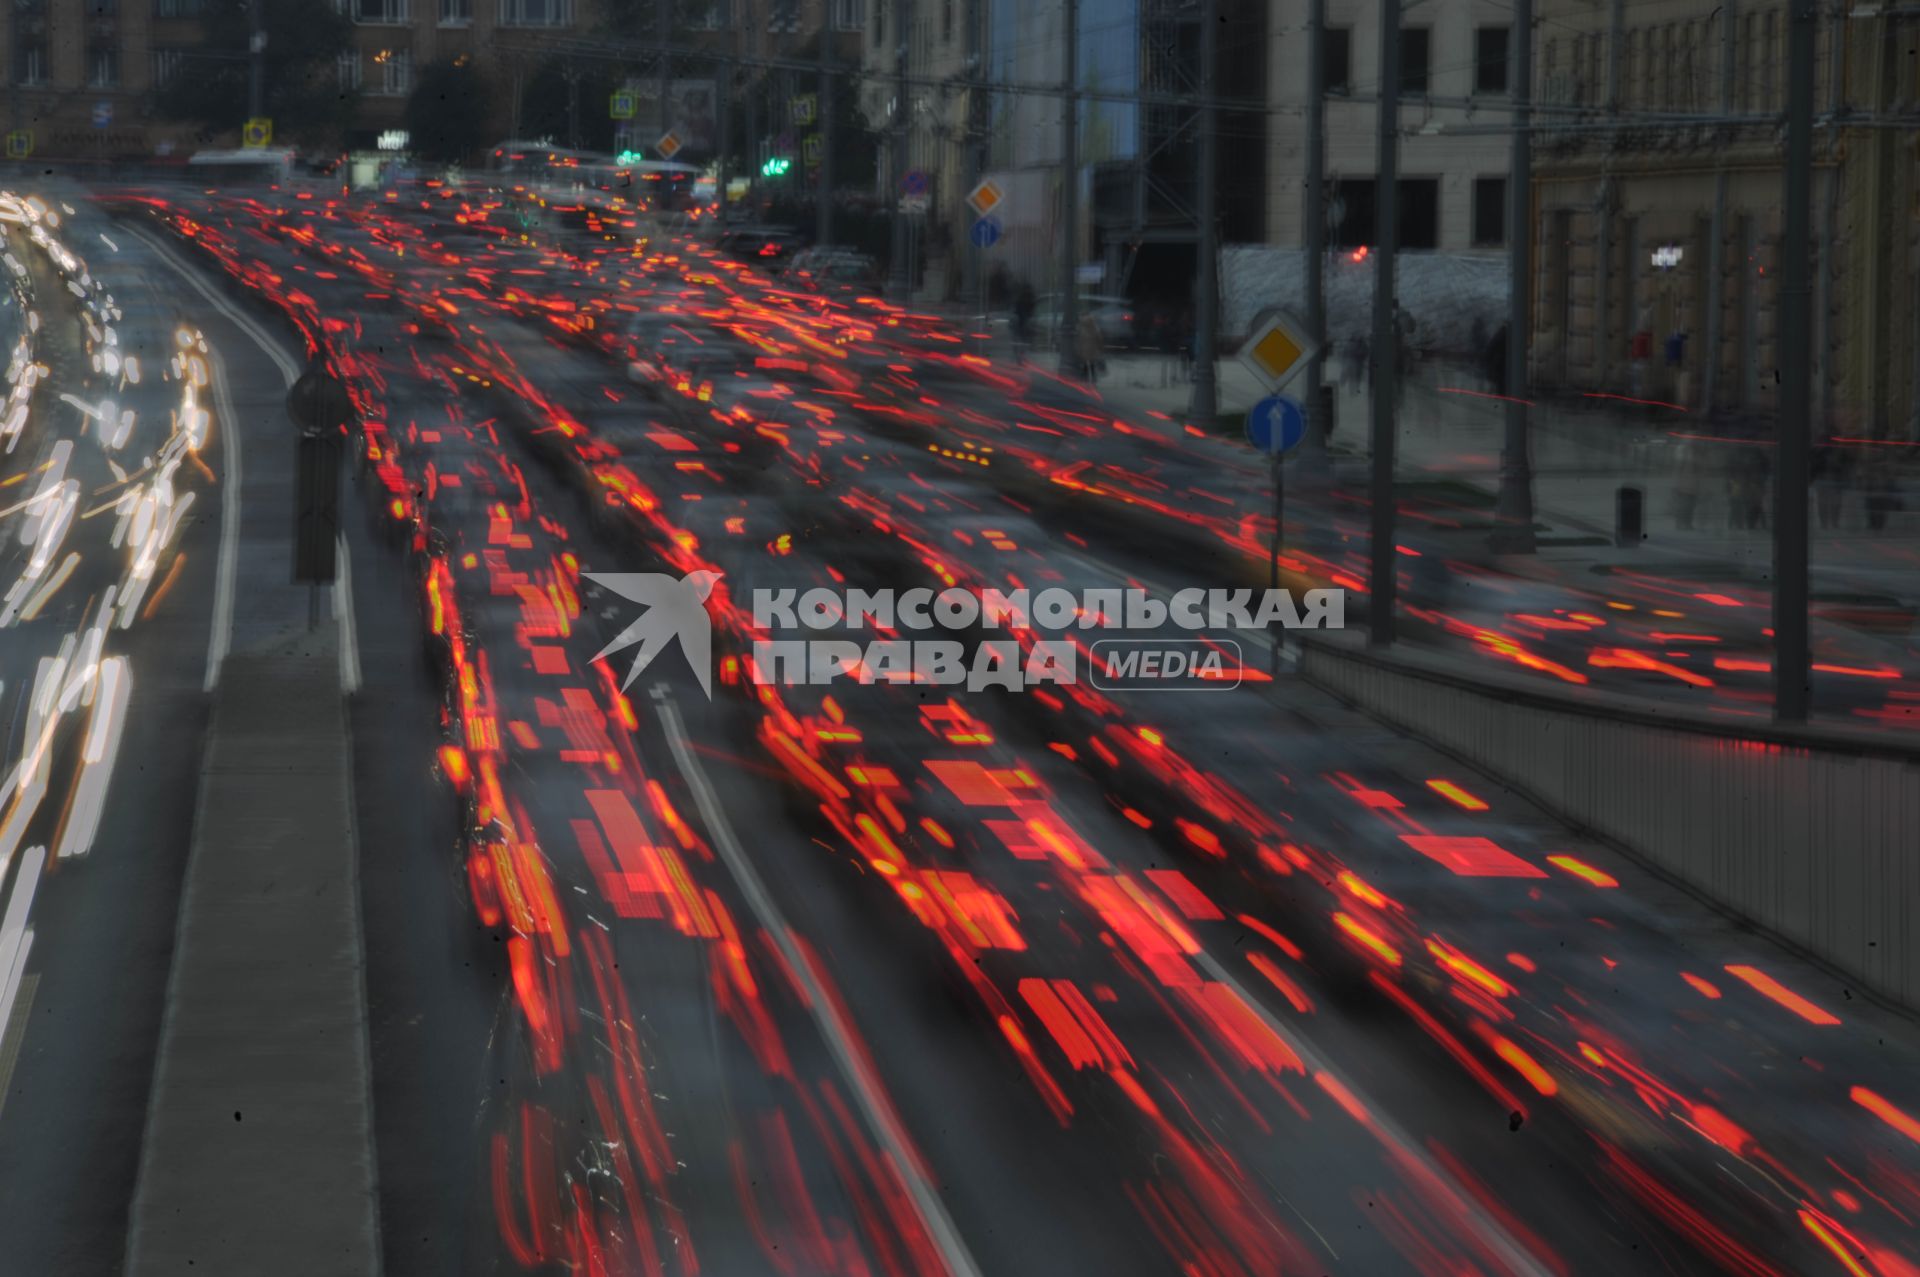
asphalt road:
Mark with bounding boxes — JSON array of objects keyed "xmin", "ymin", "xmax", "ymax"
[{"xmin": 0, "ymin": 180, "xmax": 1917, "ymax": 1277}]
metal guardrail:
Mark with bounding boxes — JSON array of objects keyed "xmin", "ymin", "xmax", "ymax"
[{"xmin": 1299, "ymin": 632, "xmax": 1920, "ymax": 1007}]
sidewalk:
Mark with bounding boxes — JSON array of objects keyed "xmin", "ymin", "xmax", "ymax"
[
  {"xmin": 1085, "ymin": 350, "xmax": 1920, "ymax": 599},
  {"xmin": 126, "ymin": 622, "xmax": 380, "ymax": 1277}
]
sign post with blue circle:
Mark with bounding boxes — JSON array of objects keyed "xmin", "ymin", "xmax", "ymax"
[
  {"xmin": 969, "ymin": 215, "xmax": 1002, "ymax": 249},
  {"xmin": 1246, "ymin": 395, "xmax": 1306, "ymax": 456}
]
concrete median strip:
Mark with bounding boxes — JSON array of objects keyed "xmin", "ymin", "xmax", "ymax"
[{"xmin": 125, "ymin": 621, "xmax": 380, "ymax": 1277}]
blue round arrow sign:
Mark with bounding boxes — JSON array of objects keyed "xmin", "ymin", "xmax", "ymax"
[{"xmin": 1246, "ymin": 395, "xmax": 1306, "ymax": 455}]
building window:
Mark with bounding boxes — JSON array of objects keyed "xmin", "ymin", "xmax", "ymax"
[
  {"xmin": 689, "ymin": 0, "xmax": 730, "ymax": 29},
  {"xmin": 499, "ymin": 0, "xmax": 572, "ymax": 25},
  {"xmin": 1472, "ymin": 177, "xmax": 1505, "ymax": 246},
  {"xmin": 1323, "ymin": 27, "xmax": 1351, "ymax": 95},
  {"xmin": 1571, "ymin": 34, "xmax": 1587, "ymax": 104},
  {"xmin": 439, "ymin": 0, "xmax": 471, "ymax": 22},
  {"xmin": 344, "ymin": 0, "xmax": 410, "ymax": 20},
  {"xmin": 155, "ymin": 0, "xmax": 204, "ymax": 14},
  {"xmin": 87, "ymin": 42, "xmax": 120, "ymax": 87},
  {"xmin": 13, "ymin": 40, "xmax": 47, "ymax": 87},
  {"xmin": 151, "ymin": 47, "xmax": 186, "ymax": 86},
  {"xmin": 1400, "ymin": 28, "xmax": 1430, "ymax": 96},
  {"xmin": 1399, "ymin": 177, "xmax": 1438, "ymax": 248},
  {"xmin": 1475, "ymin": 26, "xmax": 1508, "ymax": 94},
  {"xmin": 337, "ymin": 49, "xmax": 362, "ymax": 90},
  {"xmin": 373, "ymin": 47, "xmax": 413, "ymax": 95},
  {"xmin": 833, "ymin": 0, "xmax": 864, "ymax": 31}
]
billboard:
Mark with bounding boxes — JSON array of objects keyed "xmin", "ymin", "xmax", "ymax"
[{"xmin": 623, "ymin": 80, "xmax": 719, "ymax": 157}]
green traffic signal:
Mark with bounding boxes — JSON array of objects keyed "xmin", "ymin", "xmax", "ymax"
[{"xmin": 761, "ymin": 157, "xmax": 792, "ymax": 177}]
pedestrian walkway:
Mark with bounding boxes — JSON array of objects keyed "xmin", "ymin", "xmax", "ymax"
[{"xmin": 125, "ymin": 621, "xmax": 379, "ymax": 1277}]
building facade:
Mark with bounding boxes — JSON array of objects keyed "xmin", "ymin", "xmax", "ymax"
[
  {"xmin": 1528, "ymin": 0, "xmax": 1919, "ymax": 438},
  {"xmin": 1265, "ymin": 0, "xmax": 1514, "ymax": 256}
]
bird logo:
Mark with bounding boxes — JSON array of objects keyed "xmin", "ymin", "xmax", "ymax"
[{"xmin": 584, "ymin": 569, "xmax": 722, "ymax": 698}]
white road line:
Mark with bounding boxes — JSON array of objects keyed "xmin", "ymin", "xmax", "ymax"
[
  {"xmin": 1189, "ymin": 948, "xmax": 1552, "ymax": 1276},
  {"xmin": 653, "ymin": 690, "xmax": 984, "ymax": 1277},
  {"xmin": 333, "ymin": 532, "xmax": 360, "ymax": 694},
  {"xmin": 127, "ymin": 224, "xmax": 361, "ymax": 692},
  {"xmin": 0, "ymin": 972, "xmax": 38, "ymax": 1125}
]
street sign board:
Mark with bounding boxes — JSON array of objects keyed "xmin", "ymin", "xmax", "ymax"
[
  {"xmin": 92, "ymin": 101, "xmax": 112, "ymax": 129},
  {"xmin": 790, "ymin": 94, "xmax": 817, "ymax": 126},
  {"xmin": 242, "ymin": 117, "xmax": 273, "ymax": 148},
  {"xmin": 656, "ymin": 129, "xmax": 683, "ymax": 158},
  {"xmin": 610, "ymin": 90, "xmax": 636, "ymax": 120},
  {"xmin": 966, "ymin": 178, "xmax": 1004, "ymax": 217},
  {"xmin": 802, "ymin": 134, "xmax": 822, "ymax": 167},
  {"xmin": 969, "ymin": 216, "xmax": 1002, "ymax": 249},
  {"xmin": 5, "ymin": 132, "xmax": 30, "ymax": 160},
  {"xmin": 1246, "ymin": 395, "xmax": 1306, "ymax": 455},
  {"xmin": 294, "ymin": 431, "xmax": 342, "ymax": 585},
  {"xmin": 1238, "ymin": 309, "xmax": 1313, "ymax": 388},
  {"xmin": 900, "ymin": 194, "xmax": 930, "ymax": 215},
  {"xmin": 901, "ymin": 169, "xmax": 929, "ymax": 196},
  {"xmin": 1075, "ymin": 263, "xmax": 1105, "ymax": 285}
]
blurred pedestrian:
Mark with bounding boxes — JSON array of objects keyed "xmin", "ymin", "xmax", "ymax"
[
  {"xmin": 1343, "ymin": 333, "xmax": 1368, "ymax": 394},
  {"xmin": 1075, "ymin": 311, "xmax": 1105, "ymax": 385},
  {"xmin": 1728, "ymin": 444, "xmax": 1770, "ymax": 530},
  {"xmin": 1865, "ymin": 462, "xmax": 1900, "ymax": 532},
  {"xmin": 1672, "ymin": 438, "xmax": 1701, "ymax": 530},
  {"xmin": 1481, "ymin": 323, "xmax": 1509, "ymax": 398},
  {"xmin": 1811, "ymin": 441, "xmax": 1850, "ymax": 530},
  {"xmin": 1012, "ymin": 281, "xmax": 1036, "ymax": 364},
  {"xmin": 1629, "ymin": 327, "xmax": 1653, "ymax": 400}
]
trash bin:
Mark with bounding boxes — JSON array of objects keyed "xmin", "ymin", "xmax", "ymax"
[{"xmin": 1616, "ymin": 485, "xmax": 1644, "ymax": 547}]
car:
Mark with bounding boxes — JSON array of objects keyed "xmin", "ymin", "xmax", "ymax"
[
  {"xmin": 1032, "ymin": 293, "xmax": 1137, "ymax": 348},
  {"xmin": 716, "ymin": 226, "xmax": 805, "ymax": 265},
  {"xmin": 782, "ymin": 247, "xmax": 881, "ymax": 292}
]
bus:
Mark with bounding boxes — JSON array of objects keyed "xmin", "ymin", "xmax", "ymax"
[
  {"xmin": 485, "ymin": 142, "xmax": 704, "ymax": 210},
  {"xmin": 186, "ymin": 148, "xmax": 299, "ymax": 186}
]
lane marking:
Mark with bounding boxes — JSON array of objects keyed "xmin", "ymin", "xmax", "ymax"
[
  {"xmin": 333, "ymin": 532, "xmax": 360, "ymax": 694},
  {"xmin": 654, "ymin": 690, "xmax": 984, "ymax": 1277},
  {"xmin": 0, "ymin": 972, "xmax": 39, "ymax": 1126},
  {"xmin": 1190, "ymin": 946, "xmax": 1551, "ymax": 1276},
  {"xmin": 127, "ymin": 224, "xmax": 361, "ymax": 693}
]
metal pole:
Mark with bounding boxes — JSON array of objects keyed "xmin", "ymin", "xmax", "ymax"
[
  {"xmin": 1702, "ymin": 0, "xmax": 1735, "ymax": 412},
  {"xmin": 248, "ymin": 0, "xmax": 266, "ymax": 121},
  {"xmin": 1492, "ymin": 0, "xmax": 1536, "ymax": 552},
  {"xmin": 1058, "ymin": 0, "xmax": 1081, "ymax": 374},
  {"xmin": 1302, "ymin": 0, "xmax": 1327, "ymax": 453},
  {"xmin": 658, "ymin": 0, "xmax": 672, "ymax": 141},
  {"xmin": 890, "ymin": 0, "xmax": 911, "ymax": 299},
  {"xmin": 1368, "ymin": 0, "xmax": 1400, "ymax": 644},
  {"xmin": 818, "ymin": 42, "xmax": 835, "ymax": 246},
  {"xmin": 1188, "ymin": 0, "xmax": 1219, "ymax": 424},
  {"xmin": 1269, "ymin": 452, "xmax": 1284, "ymax": 677},
  {"xmin": 1774, "ymin": 0, "xmax": 1815, "ymax": 721}
]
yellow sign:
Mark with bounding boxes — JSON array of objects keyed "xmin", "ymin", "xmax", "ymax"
[
  {"xmin": 242, "ymin": 117, "xmax": 273, "ymax": 148},
  {"xmin": 966, "ymin": 179, "xmax": 1003, "ymax": 217},
  {"xmin": 1238, "ymin": 311, "xmax": 1312, "ymax": 387},
  {"xmin": 4, "ymin": 131, "xmax": 30, "ymax": 160},
  {"xmin": 656, "ymin": 130, "xmax": 683, "ymax": 159}
]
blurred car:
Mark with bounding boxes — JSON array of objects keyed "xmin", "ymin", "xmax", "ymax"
[
  {"xmin": 1033, "ymin": 293, "xmax": 1137, "ymax": 347},
  {"xmin": 716, "ymin": 226, "xmax": 805, "ymax": 265},
  {"xmin": 782, "ymin": 247, "xmax": 881, "ymax": 293}
]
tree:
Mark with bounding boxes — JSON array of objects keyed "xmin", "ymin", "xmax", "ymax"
[
  {"xmin": 518, "ymin": 59, "xmax": 620, "ymax": 153},
  {"xmin": 405, "ymin": 61, "xmax": 492, "ymax": 166},
  {"xmin": 157, "ymin": 0, "xmax": 355, "ymax": 150}
]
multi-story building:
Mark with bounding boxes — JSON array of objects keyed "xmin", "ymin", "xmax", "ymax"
[
  {"xmin": 1528, "ymin": 0, "xmax": 1918, "ymax": 437},
  {"xmin": 867, "ymin": 0, "xmax": 1266, "ymax": 308},
  {"xmin": 0, "ymin": 0, "xmax": 603, "ymax": 161},
  {"xmin": 1265, "ymin": 1, "xmax": 1515, "ymax": 257}
]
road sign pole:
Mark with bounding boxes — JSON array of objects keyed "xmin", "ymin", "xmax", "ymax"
[
  {"xmin": 1269, "ymin": 453, "xmax": 1284, "ymax": 679},
  {"xmin": 1369, "ymin": 0, "xmax": 1401, "ymax": 648}
]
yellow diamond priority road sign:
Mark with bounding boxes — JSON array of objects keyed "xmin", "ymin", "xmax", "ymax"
[
  {"xmin": 965, "ymin": 178, "xmax": 1004, "ymax": 218},
  {"xmin": 656, "ymin": 129, "xmax": 683, "ymax": 159},
  {"xmin": 1237, "ymin": 309, "xmax": 1314, "ymax": 389}
]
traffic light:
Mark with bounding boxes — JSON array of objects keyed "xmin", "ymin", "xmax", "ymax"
[{"xmin": 761, "ymin": 156, "xmax": 792, "ymax": 178}]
